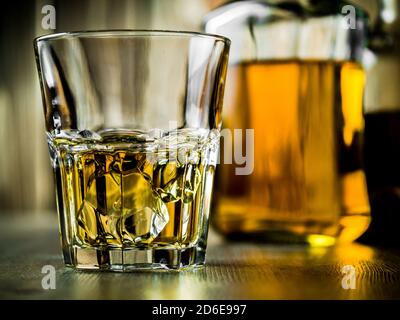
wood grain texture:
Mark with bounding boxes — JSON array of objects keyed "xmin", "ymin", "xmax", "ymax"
[{"xmin": 0, "ymin": 213, "xmax": 399, "ymax": 300}]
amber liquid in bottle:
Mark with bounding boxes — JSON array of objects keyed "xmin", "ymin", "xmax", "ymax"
[{"xmin": 213, "ymin": 60, "xmax": 371, "ymax": 246}]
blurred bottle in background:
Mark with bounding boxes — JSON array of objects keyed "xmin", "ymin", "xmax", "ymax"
[
  {"xmin": 361, "ymin": 0, "xmax": 400, "ymax": 246},
  {"xmin": 204, "ymin": 0, "xmax": 371, "ymax": 246}
]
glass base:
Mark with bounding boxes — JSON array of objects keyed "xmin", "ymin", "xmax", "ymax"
[
  {"xmin": 62, "ymin": 245, "xmax": 206, "ymax": 271},
  {"xmin": 221, "ymin": 230, "xmax": 337, "ymax": 247},
  {"xmin": 213, "ymin": 212, "xmax": 371, "ymax": 247},
  {"xmin": 213, "ymin": 217, "xmax": 336, "ymax": 246}
]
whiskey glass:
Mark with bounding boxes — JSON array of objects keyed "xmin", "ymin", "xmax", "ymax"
[{"xmin": 34, "ymin": 30, "xmax": 230, "ymax": 270}]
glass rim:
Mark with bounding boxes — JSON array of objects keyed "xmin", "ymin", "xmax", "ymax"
[{"xmin": 34, "ymin": 29, "xmax": 231, "ymax": 45}]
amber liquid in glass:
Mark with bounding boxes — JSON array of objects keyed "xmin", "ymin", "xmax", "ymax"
[
  {"xmin": 52, "ymin": 129, "xmax": 217, "ymax": 256},
  {"xmin": 213, "ymin": 60, "xmax": 371, "ymax": 245}
]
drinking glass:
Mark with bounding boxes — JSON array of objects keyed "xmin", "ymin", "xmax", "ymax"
[{"xmin": 34, "ymin": 30, "xmax": 230, "ymax": 270}]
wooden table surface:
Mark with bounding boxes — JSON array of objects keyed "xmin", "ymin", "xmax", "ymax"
[{"xmin": 0, "ymin": 213, "xmax": 399, "ymax": 300}]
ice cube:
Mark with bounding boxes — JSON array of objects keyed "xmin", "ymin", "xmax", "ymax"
[
  {"xmin": 77, "ymin": 163, "xmax": 124, "ymax": 245},
  {"xmin": 182, "ymin": 164, "xmax": 202, "ymax": 203},
  {"xmin": 123, "ymin": 204, "xmax": 169, "ymax": 244},
  {"xmin": 76, "ymin": 201, "xmax": 100, "ymax": 244},
  {"xmin": 121, "ymin": 171, "xmax": 169, "ymax": 244}
]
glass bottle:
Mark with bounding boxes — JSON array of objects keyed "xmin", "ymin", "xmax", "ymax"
[{"xmin": 204, "ymin": 0, "xmax": 371, "ymax": 246}]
